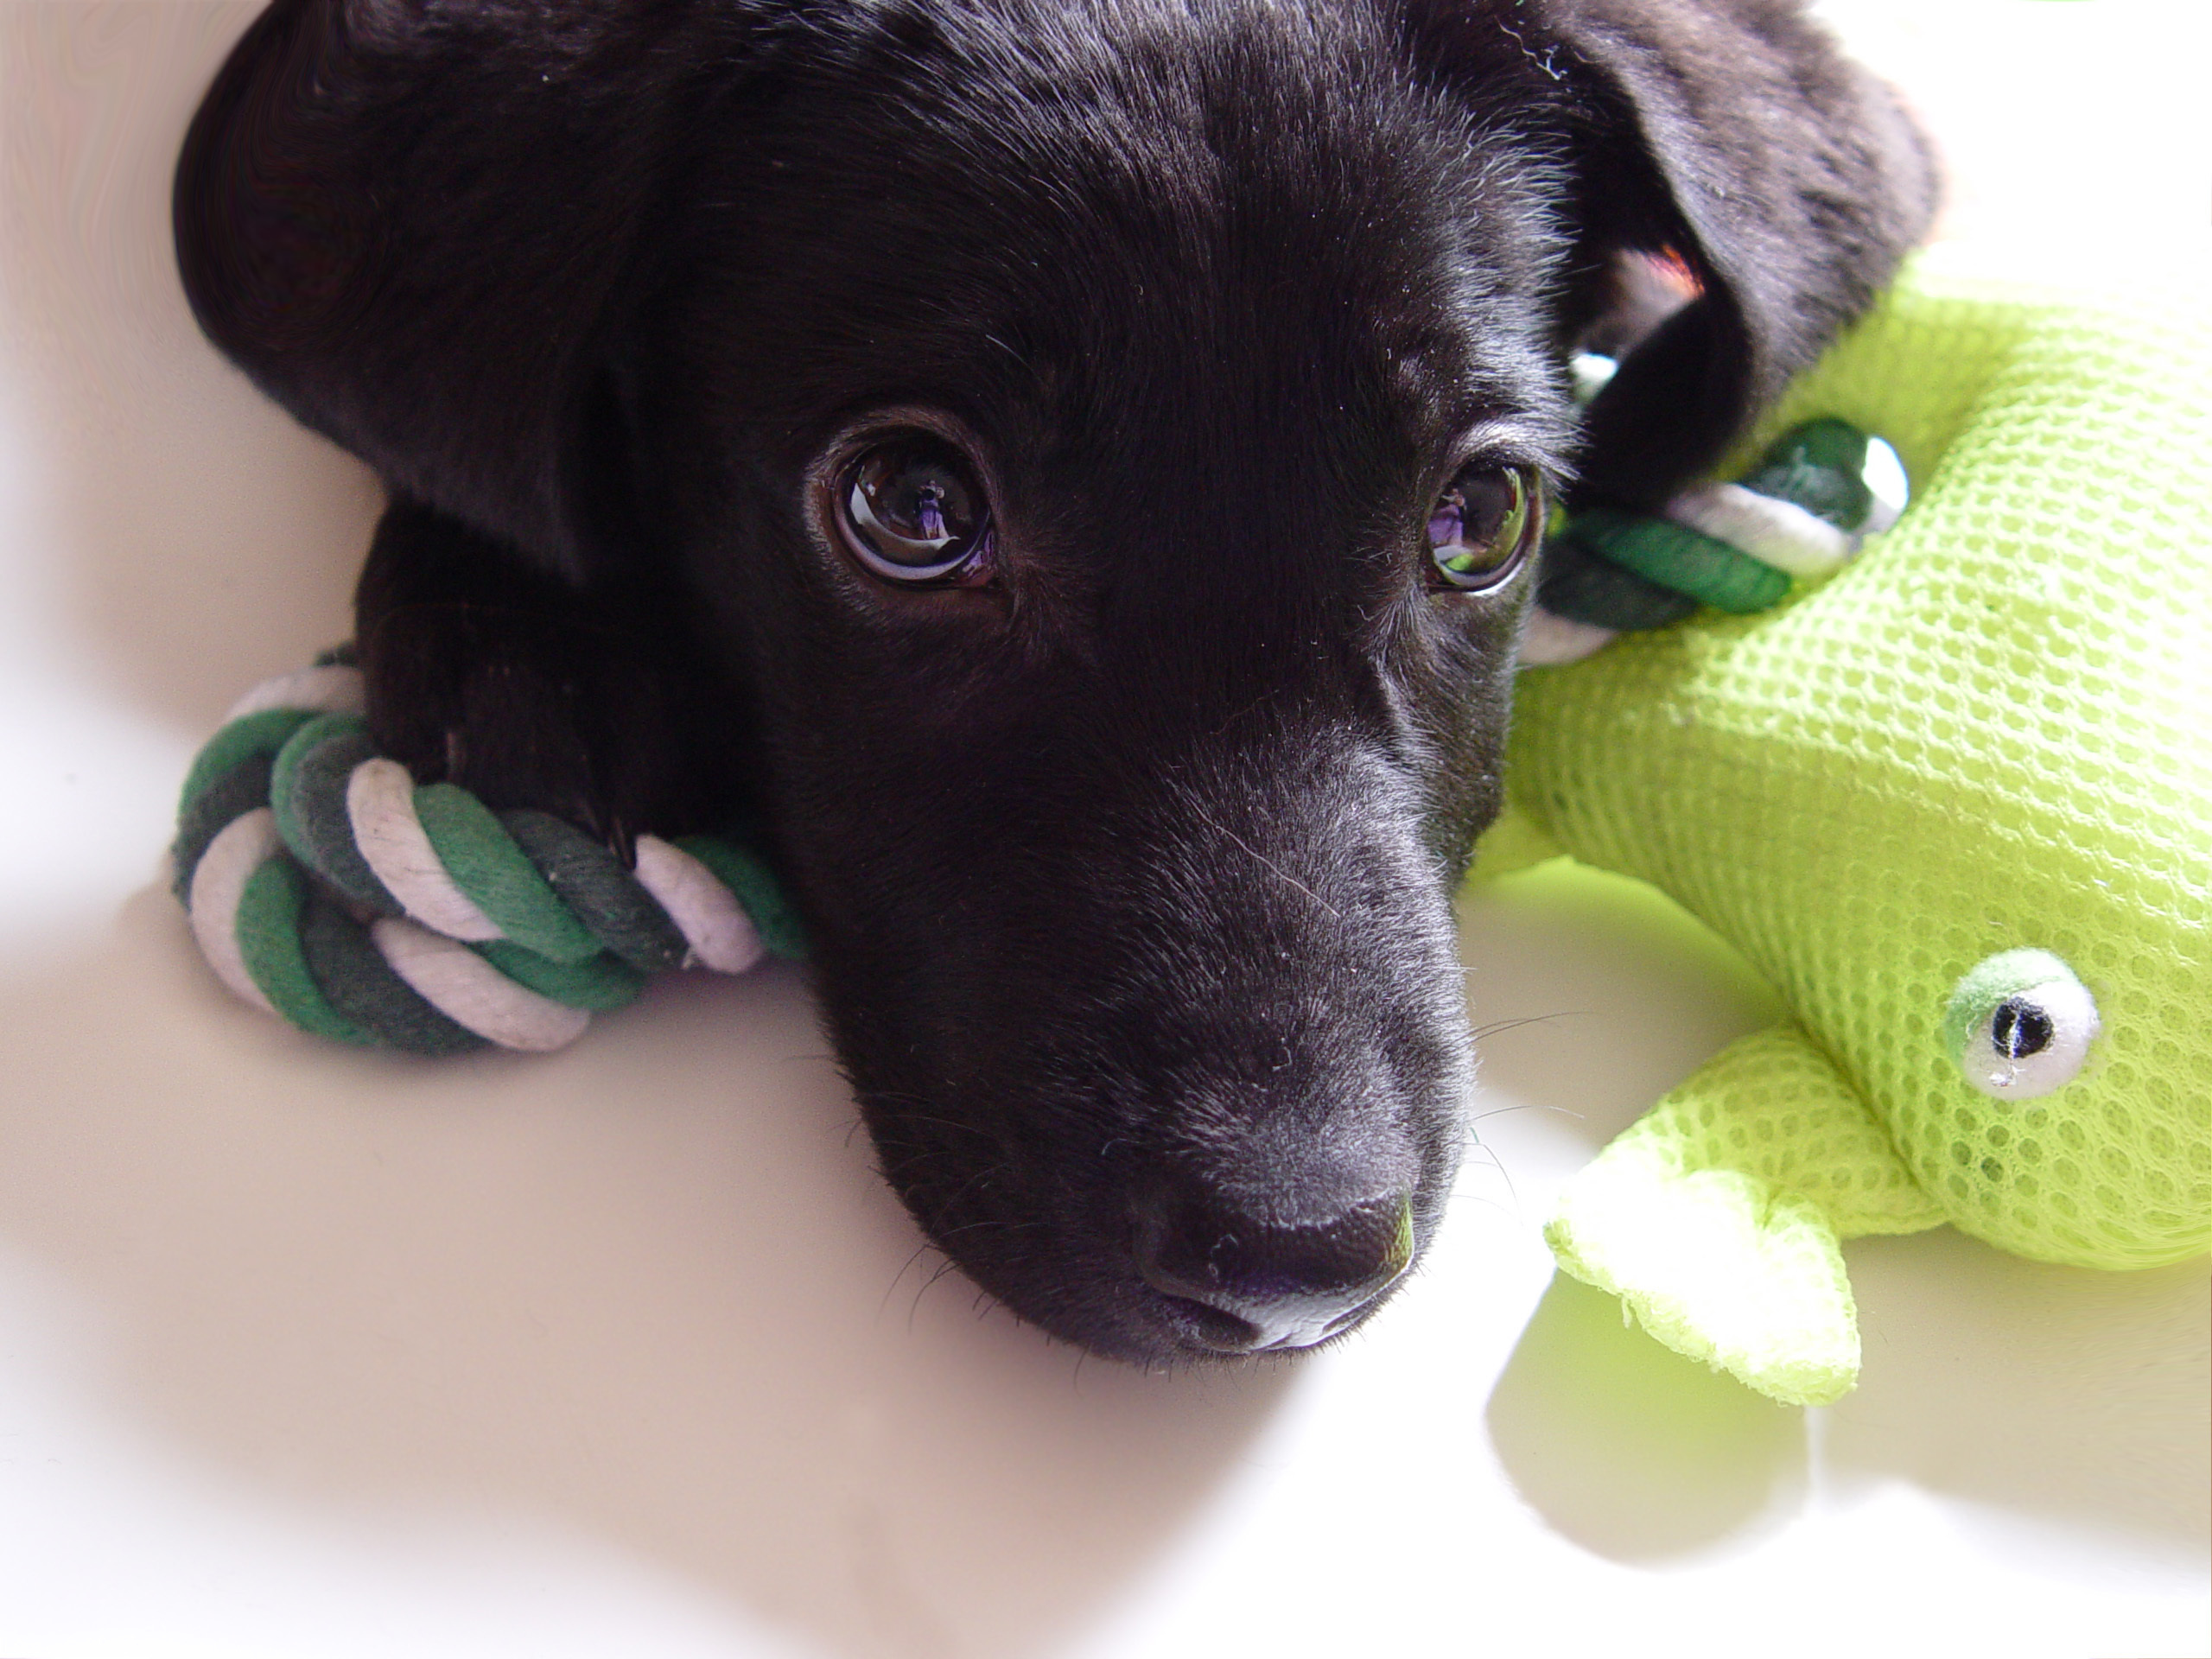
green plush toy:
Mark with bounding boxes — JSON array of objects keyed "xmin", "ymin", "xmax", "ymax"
[{"xmin": 1485, "ymin": 253, "xmax": 2212, "ymax": 1406}]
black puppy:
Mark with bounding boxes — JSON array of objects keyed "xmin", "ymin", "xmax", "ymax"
[{"xmin": 175, "ymin": 0, "xmax": 1934, "ymax": 1362}]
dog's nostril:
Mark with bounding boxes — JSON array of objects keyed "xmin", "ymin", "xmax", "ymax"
[
  {"xmin": 1161, "ymin": 1298, "xmax": 1265, "ymax": 1354},
  {"xmin": 1134, "ymin": 1186, "xmax": 1415, "ymax": 1352}
]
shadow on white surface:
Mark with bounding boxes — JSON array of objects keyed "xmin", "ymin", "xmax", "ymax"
[
  {"xmin": 1487, "ymin": 1275, "xmax": 1810, "ymax": 1561},
  {"xmin": 1459, "ymin": 868, "xmax": 1813, "ymax": 1560},
  {"xmin": 0, "ymin": 889, "xmax": 1289, "ymax": 1657},
  {"xmin": 1837, "ymin": 1232, "xmax": 2210, "ymax": 1564}
]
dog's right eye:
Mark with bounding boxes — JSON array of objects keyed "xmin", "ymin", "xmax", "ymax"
[
  {"xmin": 1428, "ymin": 464, "xmax": 1541, "ymax": 592},
  {"xmin": 834, "ymin": 439, "xmax": 995, "ymax": 586}
]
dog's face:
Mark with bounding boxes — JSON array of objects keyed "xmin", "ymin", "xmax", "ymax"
[
  {"xmin": 177, "ymin": 0, "xmax": 1934, "ymax": 1361},
  {"xmin": 636, "ymin": 3, "xmax": 1567, "ymax": 1357}
]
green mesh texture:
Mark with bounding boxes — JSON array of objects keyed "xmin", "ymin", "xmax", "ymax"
[
  {"xmin": 1628, "ymin": 1026, "xmax": 1945, "ymax": 1236},
  {"xmin": 1507, "ymin": 254, "xmax": 2212, "ymax": 1272}
]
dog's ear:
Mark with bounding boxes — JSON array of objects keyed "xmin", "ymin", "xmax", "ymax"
[
  {"xmin": 1406, "ymin": 0, "xmax": 1938, "ymax": 506},
  {"xmin": 174, "ymin": 0, "xmax": 758, "ymax": 582}
]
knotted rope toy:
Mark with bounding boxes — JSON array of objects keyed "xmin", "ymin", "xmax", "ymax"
[
  {"xmin": 1522, "ymin": 411, "xmax": 1909, "ymax": 665},
  {"xmin": 172, "ymin": 654, "xmax": 802, "ymax": 1055}
]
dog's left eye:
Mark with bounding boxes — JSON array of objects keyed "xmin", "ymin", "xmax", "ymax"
[
  {"xmin": 1428, "ymin": 464, "xmax": 1541, "ymax": 592},
  {"xmin": 834, "ymin": 438, "xmax": 994, "ymax": 586}
]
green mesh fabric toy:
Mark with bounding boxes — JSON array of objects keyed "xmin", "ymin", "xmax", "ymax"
[{"xmin": 1485, "ymin": 255, "xmax": 2212, "ymax": 1406}]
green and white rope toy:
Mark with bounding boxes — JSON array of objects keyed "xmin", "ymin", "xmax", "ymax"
[
  {"xmin": 1522, "ymin": 416, "xmax": 1909, "ymax": 664},
  {"xmin": 172, "ymin": 656, "xmax": 802, "ymax": 1056}
]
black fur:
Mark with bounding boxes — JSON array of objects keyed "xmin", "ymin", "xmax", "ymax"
[{"xmin": 175, "ymin": 0, "xmax": 1934, "ymax": 1362}]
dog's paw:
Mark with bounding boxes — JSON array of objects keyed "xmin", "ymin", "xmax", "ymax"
[{"xmin": 357, "ymin": 607, "xmax": 619, "ymax": 830}]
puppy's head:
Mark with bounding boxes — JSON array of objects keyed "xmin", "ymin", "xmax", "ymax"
[{"xmin": 178, "ymin": 0, "xmax": 1933, "ymax": 1359}]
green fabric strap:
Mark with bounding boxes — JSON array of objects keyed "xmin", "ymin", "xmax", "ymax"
[
  {"xmin": 1537, "ymin": 529, "xmax": 1701, "ymax": 631},
  {"xmin": 474, "ymin": 939, "xmax": 647, "ymax": 1011},
  {"xmin": 499, "ymin": 810, "xmax": 691, "ymax": 973},
  {"xmin": 178, "ymin": 707, "xmax": 315, "ymax": 823},
  {"xmin": 233, "ymin": 855, "xmax": 378, "ymax": 1046},
  {"xmin": 296, "ymin": 884, "xmax": 485, "ymax": 1057},
  {"xmin": 1562, "ymin": 507, "xmax": 1794, "ymax": 614},
  {"xmin": 1738, "ymin": 416, "xmax": 1874, "ymax": 528},
  {"xmin": 680, "ymin": 834, "xmax": 809, "ymax": 960},
  {"xmin": 412, "ymin": 784, "xmax": 601, "ymax": 965},
  {"xmin": 172, "ymin": 753, "xmax": 276, "ymax": 904},
  {"xmin": 270, "ymin": 714, "xmax": 399, "ymax": 913}
]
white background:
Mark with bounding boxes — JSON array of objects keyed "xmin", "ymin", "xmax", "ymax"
[{"xmin": 0, "ymin": 3, "xmax": 2205, "ymax": 1656}]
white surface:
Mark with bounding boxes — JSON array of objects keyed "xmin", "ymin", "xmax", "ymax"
[{"xmin": 1, "ymin": 4, "xmax": 2206, "ymax": 1656}]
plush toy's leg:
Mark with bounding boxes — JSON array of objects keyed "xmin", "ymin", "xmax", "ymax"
[
  {"xmin": 1543, "ymin": 1025, "xmax": 1943, "ymax": 1406},
  {"xmin": 353, "ymin": 499, "xmax": 747, "ymax": 851}
]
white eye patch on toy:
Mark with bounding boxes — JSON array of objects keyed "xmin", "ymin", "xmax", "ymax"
[{"xmin": 1942, "ymin": 948, "xmax": 2101, "ymax": 1103}]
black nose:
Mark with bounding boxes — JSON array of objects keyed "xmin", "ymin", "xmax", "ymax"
[{"xmin": 1133, "ymin": 1184, "xmax": 1415, "ymax": 1352}]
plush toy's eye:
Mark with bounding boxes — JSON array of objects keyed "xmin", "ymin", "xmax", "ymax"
[
  {"xmin": 1429, "ymin": 465, "xmax": 1541, "ymax": 591},
  {"xmin": 834, "ymin": 438, "xmax": 994, "ymax": 585},
  {"xmin": 1943, "ymin": 949, "xmax": 2101, "ymax": 1102}
]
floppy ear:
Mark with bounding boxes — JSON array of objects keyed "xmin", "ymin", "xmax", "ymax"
[
  {"xmin": 174, "ymin": 0, "xmax": 759, "ymax": 582},
  {"xmin": 1408, "ymin": 0, "xmax": 1937, "ymax": 508}
]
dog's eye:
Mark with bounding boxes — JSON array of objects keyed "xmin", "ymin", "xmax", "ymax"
[
  {"xmin": 1428, "ymin": 464, "xmax": 1541, "ymax": 592},
  {"xmin": 835, "ymin": 439, "xmax": 993, "ymax": 585}
]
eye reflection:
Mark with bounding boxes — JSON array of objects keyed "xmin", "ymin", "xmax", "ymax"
[
  {"xmin": 836, "ymin": 437, "xmax": 993, "ymax": 585},
  {"xmin": 1429, "ymin": 464, "xmax": 1540, "ymax": 591}
]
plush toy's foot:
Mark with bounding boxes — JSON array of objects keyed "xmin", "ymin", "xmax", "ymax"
[
  {"xmin": 1546, "ymin": 1155, "xmax": 1861, "ymax": 1407},
  {"xmin": 1544, "ymin": 1024, "xmax": 1945, "ymax": 1407}
]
